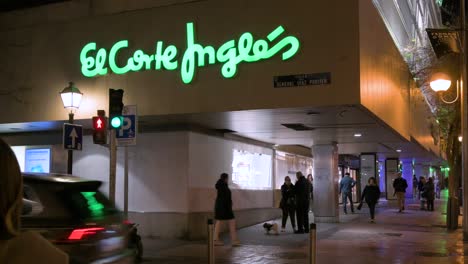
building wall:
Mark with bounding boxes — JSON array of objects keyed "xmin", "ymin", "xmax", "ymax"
[
  {"xmin": 188, "ymin": 132, "xmax": 274, "ymax": 212},
  {"xmin": 73, "ymin": 132, "xmax": 190, "ymax": 213},
  {"xmin": 0, "ymin": 0, "xmax": 360, "ymax": 125},
  {"xmin": 410, "ymin": 82, "xmax": 441, "ymax": 156},
  {"xmin": 359, "ymin": 0, "xmax": 411, "ymax": 141}
]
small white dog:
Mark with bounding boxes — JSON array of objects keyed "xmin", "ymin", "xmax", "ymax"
[{"xmin": 263, "ymin": 222, "xmax": 279, "ymax": 235}]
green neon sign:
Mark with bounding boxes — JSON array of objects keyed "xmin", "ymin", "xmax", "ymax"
[{"xmin": 80, "ymin": 22, "xmax": 300, "ymax": 84}]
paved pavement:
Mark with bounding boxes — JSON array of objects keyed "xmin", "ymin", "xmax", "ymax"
[{"xmin": 142, "ymin": 190, "xmax": 468, "ymax": 263}]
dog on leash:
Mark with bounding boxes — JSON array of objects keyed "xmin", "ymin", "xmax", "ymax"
[{"xmin": 263, "ymin": 222, "xmax": 279, "ymax": 235}]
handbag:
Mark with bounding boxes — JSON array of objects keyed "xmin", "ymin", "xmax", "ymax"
[{"xmin": 286, "ymin": 197, "xmax": 296, "ymax": 207}]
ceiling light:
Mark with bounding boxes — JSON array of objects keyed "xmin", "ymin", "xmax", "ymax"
[
  {"xmin": 396, "ymin": 149, "xmax": 402, "ymax": 152},
  {"xmin": 354, "ymin": 133, "xmax": 362, "ymax": 137},
  {"xmin": 459, "ymin": 136, "xmax": 462, "ymax": 142}
]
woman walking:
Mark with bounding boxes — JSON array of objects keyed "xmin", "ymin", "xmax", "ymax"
[
  {"xmin": 360, "ymin": 177, "xmax": 381, "ymax": 223},
  {"xmin": 424, "ymin": 177, "xmax": 435, "ymax": 211},
  {"xmin": 280, "ymin": 176, "xmax": 296, "ymax": 232},
  {"xmin": 214, "ymin": 173, "xmax": 240, "ymax": 246}
]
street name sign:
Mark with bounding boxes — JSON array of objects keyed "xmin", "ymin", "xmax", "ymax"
[{"xmin": 274, "ymin": 72, "xmax": 331, "ymax": 88}]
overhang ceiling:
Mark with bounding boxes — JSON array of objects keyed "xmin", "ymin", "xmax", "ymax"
[{"xmin": 0, "ymin": 105, "xmax": 443, "ymax": 165}]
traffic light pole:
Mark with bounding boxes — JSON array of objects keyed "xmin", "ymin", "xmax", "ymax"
[
  {"xmin": 124, "ymin": 146, "xmax": 129, "ymax": 216},
  {"xmin": 109, "ymin": 129, "xmax": 117, "ymax": 205},
  {"xmin": 67, "ymin": 112, "xmax": 74, "ymax": 175}
]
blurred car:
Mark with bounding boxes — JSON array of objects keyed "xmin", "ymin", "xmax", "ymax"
[{"xmin": 21, "ymin": 173, "xmax": 134, "ymax": 264}]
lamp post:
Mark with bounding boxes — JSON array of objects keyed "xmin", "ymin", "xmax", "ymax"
[
  {"xmin": 60, "ymin": 82, "xmax": 83, "ymax": 175},
  {"xmin": 460, "ymin": 0, "xmax": 468, "ymax": 240},
  {"xmin": 431, "ymin": 75, "xmax": 461, "ymax": 230},
  {"xmin": 426, "ymin": 0, "xmax": 467, "ymax": 236}
]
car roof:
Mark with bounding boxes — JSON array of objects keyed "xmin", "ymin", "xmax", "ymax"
[{"xmin": 22, "ymin": 172, "xmax": 102, "ymax": 185}]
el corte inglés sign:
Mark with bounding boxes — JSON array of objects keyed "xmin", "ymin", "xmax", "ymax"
[{"xmin": 80, "ymin": 23, "xmax": 300, "ymax": 84}]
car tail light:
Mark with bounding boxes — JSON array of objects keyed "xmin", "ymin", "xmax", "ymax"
[
  {"xmin": 68, "ymin": 227, "xmax": 105, "ymax": 240},
  {"xmin": 123, "ymin": 220, "xmax": 132, "ymax": 225}
]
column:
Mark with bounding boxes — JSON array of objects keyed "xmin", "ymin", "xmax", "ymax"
[
  {"xmin": 401, "ymin": 160, "xmax": 413, "ymax": 198},
  {"xmin": 414, "ymin": 164, "xmax": 430, "ymax": 178},
  {"xmin": 312, "ymin": 144, "xmax": 339, "ymax": 223}
]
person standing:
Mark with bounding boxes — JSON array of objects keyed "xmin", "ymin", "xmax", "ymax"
[
  {"xmin": 307, "ymin": 174, "xmax": 314, "ymax": 212},
  {"xmin": 280, "ymin": 176, "xmax": 296, "ymax": 232},
  {"xmin": 412, "ymin": 175, "xmax": 418, "ymax": 199},
  {"xmin": 213, "ymin": 173, "xmax": 240, "ymax": 246},
  {"xmin": 424, "ymin": 177, "xmax": 435, "ymax": 211},
  {"xmin": 360, "ymin": 177, "xmax": 381, "ymax": 223},
  {"xmin": 340, "ymin": 172, "xmax": 356, "ymax": 214},
  {"xmin": 0, "ymin": 138, "xmax": 69, "ymax": 264},
  {"xmin": 393, "ymin": 172, "xmax": 408, "ymax": 213},
  {"xmin": 419, "ymin": 176, "xmax": 427, "ymax": 210},
  {"xmin": 294, "ymin": 172, "xmax": 310, "ymax": 234}
]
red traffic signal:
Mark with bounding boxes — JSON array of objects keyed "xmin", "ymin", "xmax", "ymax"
[
  {"xmin": 93, "ymin": 116, "xmax": 107, "ymax": 131},
  {"xmin": 93, "ymin": 114, "xmax": 107, "ymax": 145}
]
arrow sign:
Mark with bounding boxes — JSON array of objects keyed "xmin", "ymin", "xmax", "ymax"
[
  {"xmin": 63, "ymin": 124, "xmax": 83, "ymax": 151},
  {"xmin": 69, "ymin": 128, "xmax": 78, "ymax": 148}
]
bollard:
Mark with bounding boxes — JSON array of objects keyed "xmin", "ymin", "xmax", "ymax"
[
  {"xmin": 207, "ymin": 219, "xmax": 215, "ymax": 264},
  {"xmin": 309, "ymin": 223, "xmax": 317, "ymax": 264}
]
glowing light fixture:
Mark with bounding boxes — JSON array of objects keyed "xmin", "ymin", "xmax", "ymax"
[
  {"xmin": 354, "ymin": 133, "xmax": 362, "ymax": 137},
  {"xmin": 60, "ymin": 82, "xmax": 83, "ymax": 109},
  {"xmin": 459, "ymin": 136, "xmax": 463, "ymax": 142},
  {"xmin": 396, "ymin": 149, "xmax": 402, "ymax": 153},
  {"xmin": 429, "ymin": 72, "xmax": 452, "ymax": 92}
]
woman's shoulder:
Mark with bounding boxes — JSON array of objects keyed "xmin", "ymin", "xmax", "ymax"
[{"xmin": 0, "ymin": 231, "xmax": 68, "ymax": 264}]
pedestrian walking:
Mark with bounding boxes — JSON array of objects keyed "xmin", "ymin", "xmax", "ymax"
[
  {"xmin": 418, "ymin": 176, "xmax": 427, "ymax": 210},
  {"xmin": 0, "ymin": 138, "xmax": 69, "ymax": 264},
  {"xmin": 294, "ymin": 171, "xmax": 310, "ymax": 234},
  {"xmin": 339, "ymin": 172, "xmax": 356, "ymax": 214},
  {"xmin": 412, "ymin": 175, "xmax": 418, "ymax": 199},
  {"xmin": 307, "ymin": 174, "xmax": 314, "ymax": 212},
  {"xmin": 393, "ymin": 172, "xmax": 408, "ymax": 213},
  {"xmin": 213, "ymin": 173, "xmax": 240, "ymax": 246},
  {"xmin": 280, "ymin": 176, "xmax": 296, "ymax": 232},
  {"xmin": 359, "ymin": 177, "xmax": 381, "ymax": 223},
  {"xmin": 424, "ymin": 177, "xmax": 435, "ymax": 211}
]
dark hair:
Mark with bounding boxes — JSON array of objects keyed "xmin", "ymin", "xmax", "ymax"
[
  {"xmin": 345, "ymin": 172, "xmax": 350, "ymax": 176},
  {"xmin": 0, "ymin": 138, "xmax": 22, "ymax": 237},
  {"xmin": 368, "ymin": 177, "xmax": 376, "ymax": 184},
  {"xmin": 220, "ymin": 173, "xmax": 228, "ymax": 181}
]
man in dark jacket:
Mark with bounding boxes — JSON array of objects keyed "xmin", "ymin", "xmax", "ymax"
[
  {"xmin": 393, "ymin": 172, "xmax": 408, "ymax": 213},
  {"xmin": 294, "ymin": 171, "xmax": 310, "ymax": 234}
]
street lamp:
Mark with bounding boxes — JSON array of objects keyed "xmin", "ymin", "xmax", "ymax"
[
  {"xmin": 429, "ymin": 73, "xmax": 460, "ymax": 104},
  {"xmin": 60, "ymin": 82, "xmax": 83, "ymax": 174},
  {"xmin": 429, "ymin": 71, "xmax": 462, "ymax": 230},
  {"xmin": 430, "ymin": 72, "xmax": 452, "ymax": 92}
]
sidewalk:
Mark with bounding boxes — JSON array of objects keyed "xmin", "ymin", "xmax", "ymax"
[{"xmin": 143, "ymin": 190, "xmax": 466, "ymax": 263}]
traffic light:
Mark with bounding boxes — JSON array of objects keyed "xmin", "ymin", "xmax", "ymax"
[
  {"xmin": 109, "ymin": 89, "xmax": 124, "ymax": 129},
  {"xmin": 93, "ymin": 110, "xmax": 107, "ymax": 144}
]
